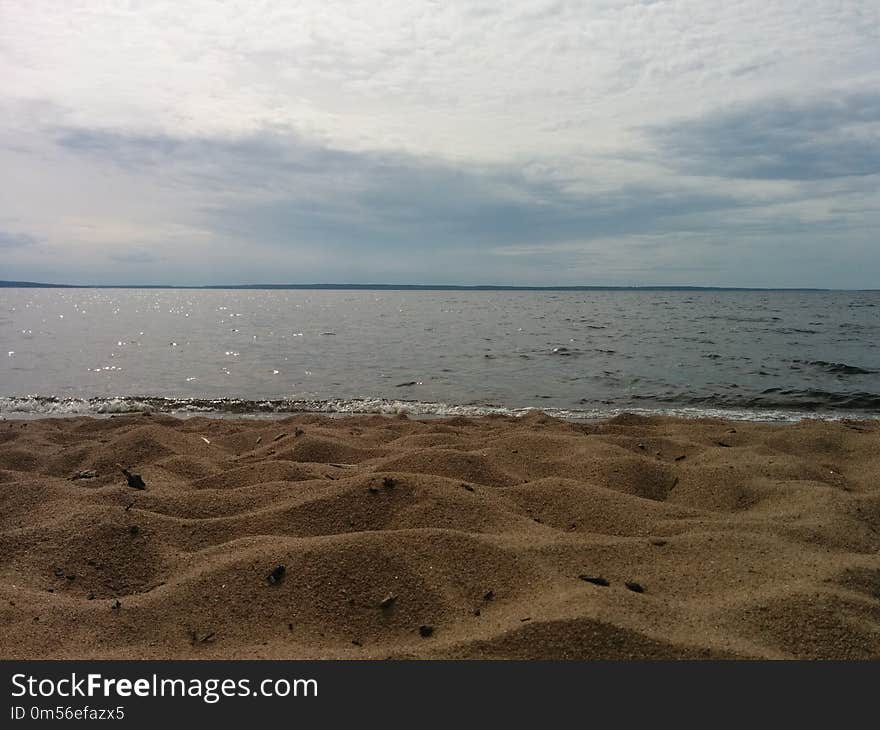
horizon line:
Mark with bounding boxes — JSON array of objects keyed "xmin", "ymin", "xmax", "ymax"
[{"xmin": 2, "ymin": 280, "xmax": 877, "ymax": 292}]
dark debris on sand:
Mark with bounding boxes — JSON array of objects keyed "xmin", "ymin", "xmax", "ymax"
[
  {"xmin": 117, "ymin": 464, "xmax": 146, "ymax": 490},
  {"xmin": 267, "ymin": 565, "xmax": 286, "ymax": 585}
]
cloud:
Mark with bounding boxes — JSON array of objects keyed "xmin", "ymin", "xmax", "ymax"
[
  {"xmin": 650, "ymin": 92, "xmax": 880, "ymax": 180},
  {"xmin": 0, "ymin": 231, "xmax": 36, "ymax": 248},
  {"xmin": 53, "ymin": 125, "xmax": 748, "ymax": 251},
  {"xmin": 1, "ymin": 2, "xmax": 879, "ymax": 286},
  {"xmin": 3, "ymin": 2, "xmax": 879, "ymax": 160},
  {"xmin": 1, "ymin": 116, "xmax": 875, "ymax": 287},
  {"xmin": 107, "ymin": 249, "xmax": 159, "ymax": 264}
]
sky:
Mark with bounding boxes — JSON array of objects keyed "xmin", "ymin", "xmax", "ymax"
[{"xmin": 1, "ymin": 1, "xmax": 878, "ymax": 287}]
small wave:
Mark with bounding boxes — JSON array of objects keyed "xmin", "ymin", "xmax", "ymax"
[
  {"xmin": 549, "ymin": 346, "xmax": 580, "ymax": 356},
  {"xmin": 0, "ymin": 394, "xmax": 876, "ymax": 423},
  {"xmin": 790, "ymin": 359, "xmax": 877, "ymax": 375},
  {"xmin": 702, "ymin": 315, "xmax": 776, "ymax": 323},
  {"xmin": 774, "ymin": 327, "xmax": 819, "ymax": 335},
  {"xmin": 634, "ymin": 389, "xmax": 880, "ymax": 413},
  {"xmin": 0, "ymin": 395, "xmax": 564, "ymax": 419},
  {"xmin": 811, "ymin": 360, "xmax": 875, "ymax": 375}
]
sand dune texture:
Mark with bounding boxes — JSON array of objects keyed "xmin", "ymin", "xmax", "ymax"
[{"xmin": 1, "ymin": 412, "xmax": 879, "ymax": 659}]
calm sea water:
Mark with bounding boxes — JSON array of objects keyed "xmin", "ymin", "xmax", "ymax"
[{"xmin": 1, "ymin": 288, "xmax": 878, "ymax": 420}]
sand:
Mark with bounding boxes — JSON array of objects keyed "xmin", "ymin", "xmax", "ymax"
[{"xmin": 1, "ymin": 411, "xmax": 879, "ymax": 659}]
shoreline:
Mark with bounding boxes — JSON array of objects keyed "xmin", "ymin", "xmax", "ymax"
[
  {"xmin": 1, "ymin": 411, "xmax": 879, "ymax": 659},
  {"xmin": 3, "ymin": 394, "xmax": 878, "ymax": 424}
]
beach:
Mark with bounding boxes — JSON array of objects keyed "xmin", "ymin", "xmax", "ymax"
[{"xmin": 1, "ymin": 411, "xmax": 878, "ymax": 659}]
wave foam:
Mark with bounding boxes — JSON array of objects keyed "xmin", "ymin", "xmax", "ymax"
[{"xmin": 1, "ymin": 395, "xmax": 876, "ymax": 423}]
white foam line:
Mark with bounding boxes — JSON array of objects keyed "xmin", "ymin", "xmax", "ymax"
[{"xmin": 1, "ymin": 395, "xmax": 876, "ymax": 423}]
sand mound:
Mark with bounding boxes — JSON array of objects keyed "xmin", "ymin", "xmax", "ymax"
[
  {"xmin": 435, "ymin": 617, "xmax": 736, "ymax": 660},
  {"xmin": 272, "ymin": 435, "xmax": 381, "ymax": 464},
  {"xmin": 1, "ymin": 412, "xmax": 878, "ymax": 659},
  {"xmin": 503, "ymin": 478, "xmax": 698, "ymax": 536},
  {"xmin": 189, "ymin": 461, "xmax": 318, "ymax": 489},
  {"xmin": 375, "ymin": 448, "xmax": 518, "ymax": 487}
]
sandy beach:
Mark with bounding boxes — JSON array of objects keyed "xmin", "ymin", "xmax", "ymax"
[{"xmin": 1, "ymin": 411, "xmax": 878, "ymax": 659}]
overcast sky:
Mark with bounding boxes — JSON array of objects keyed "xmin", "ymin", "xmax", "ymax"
[{"xmin": 1, "ymin": 1, "xmax": 878, "ymax": 287}]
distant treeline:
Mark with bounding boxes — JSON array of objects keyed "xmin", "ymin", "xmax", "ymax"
[{"xmin": 0, "ymin": 281, "xmax": 834, "ymax": 291}]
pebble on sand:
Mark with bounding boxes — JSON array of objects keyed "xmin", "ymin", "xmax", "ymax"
[{"xmin": 267, "ymin": 565, "xmax": 286, "ymax": 584}]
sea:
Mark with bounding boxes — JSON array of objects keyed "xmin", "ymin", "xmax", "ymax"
[{"xmin": 1, "ymin": 288, "xmax": 878, "ymax": 421}]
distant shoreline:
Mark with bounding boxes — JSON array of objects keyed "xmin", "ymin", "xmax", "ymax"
[{"xmin": 1, "ymin": 280, "xmax": 867, "ymax": 292}]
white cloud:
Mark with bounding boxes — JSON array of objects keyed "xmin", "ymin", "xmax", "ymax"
[
  {"xmin": 3, "ymin": 1, "xmax": 878, "ymax": 158},
  {"xmin": 0, "ymin": 1, "xmax": 878, "ymax": 285}
]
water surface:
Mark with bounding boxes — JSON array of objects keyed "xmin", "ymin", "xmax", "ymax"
[{"xmin": 1, "ymin": 288, "xmax": 878, "ymax": 420}]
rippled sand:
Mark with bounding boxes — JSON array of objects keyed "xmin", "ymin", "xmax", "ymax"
[{"xmin": 1, "ymin": 412, "xmax": 879, "ymax": 659}]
